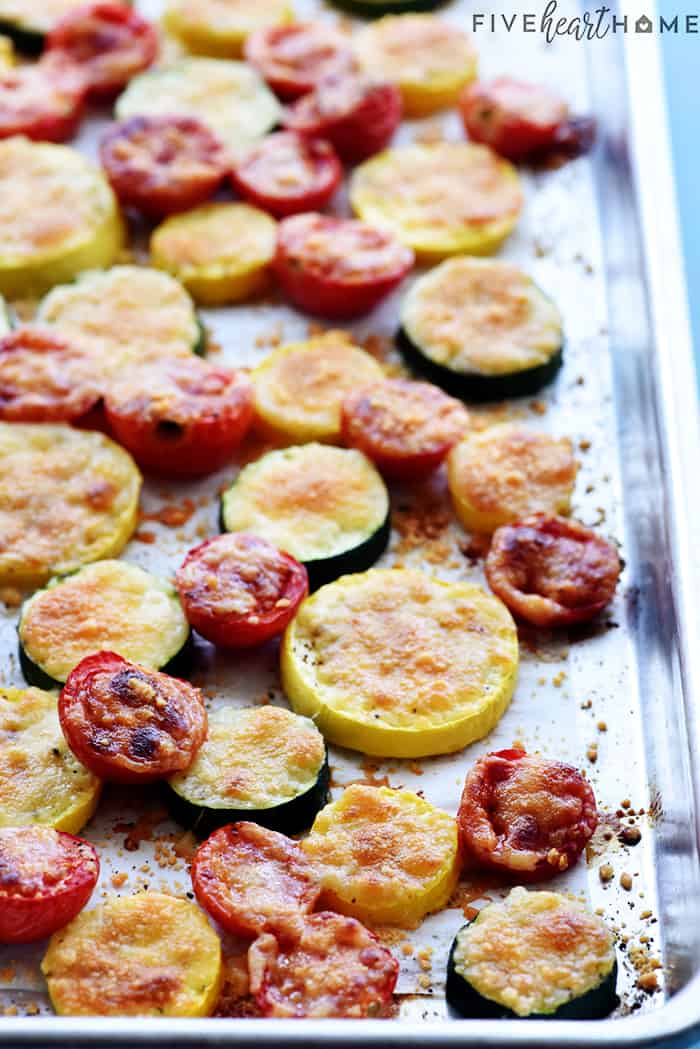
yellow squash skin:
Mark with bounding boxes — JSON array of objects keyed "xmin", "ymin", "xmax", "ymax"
[
  {"xmin": 302, "ymin": 784, "xmax": 459, "ymax": 927},
  {"xmin": 42, "ymin": 893, "xmax": 222, "ymax": 1017},
  {"xmin": 164, "ymin": 0, "xmax": 293, "ymax": 58},
  {"xmin": 281, "ymin": 568, "xmax": 518, "ymax": 758}
]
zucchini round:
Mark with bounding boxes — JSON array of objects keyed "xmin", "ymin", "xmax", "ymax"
[
  {"xmin": 399, "ymin": 258, "xmax": 564, "ymax": 401},
  {"xmin": 18, "ymin": 560, "xmax": 191, "ymax": 688},
  {"xmin": 0, "ymin": 686, "xmax": 101, "ymax": 834},
  {"xmin": 220, "ymin": 444, "xmax": 390, "ymax": 590},
  {"xmin": 0, "ymin": 0, "xmax": 91, "ymax": 52},
  {"xmin": 446, "ymin": 888, "xmax": 618, "ymax": 1019},
  {"xmin": 164, "ymin": 0, "xmax": 293, "ymax": 58},
  {"xmin": 0, "ymin": 139, "xmax": 123, "ymax": 300},
  {"xmin": 0, "ymin": 294, "xmax": 10, "ymax": 334},
  {"xmin": 281, "ymin": 568, "xmax": 519, "ymax": 758},
  {"xmin": 0, "ymin": 424, "xmax": 141, "ymax": 590},
  {"xmin": 165, "ymin": 705, "xmax": 329, "ymax": 838}
]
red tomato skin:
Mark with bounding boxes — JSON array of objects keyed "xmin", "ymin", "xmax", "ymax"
[
  {"xmin": 230, "ymin": 133, "xmax": 342, "ymax": 219},
  {"xmin": 244, "ymin": 23, "xmax": 358, "ymax": 102},
  {"xmin": 460, "ymin": 78, "xmax": 578, "ymax": 162},
  {"xmin": 0, "ymin": 829, "xmax": 99, "ymax": 944},
  {"xmin": 0, "ymin": 57, "xmax": 86, "ymax": 143}
]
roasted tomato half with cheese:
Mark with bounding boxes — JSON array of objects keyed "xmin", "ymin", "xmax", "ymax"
[
  {"xmin": 0, "ymin": 55, "xmax": 86, "ymax": 142},
  {"xmin": 47, "ymin": 2, "xmax": 158, "ymax": 101},
  {"xmin": 0, "ymin": 326, "xmax": 101, "ymax": 422},
  {"xmin": 244, "ymin": 22, "xmax": 358, "ymax": 101},
  {"xmin": 59, "ymin": 651, "xmax": 207, "ymax": 784},
  {"xmin": 0, "ymin": 826, "xmax": 99, "ymax": 944},
  {"xmin": 103, "ymin": 357, "xmax": 254, "ymax": 477},
  {"xmin": 342, "ymin": 378, "xmax": 469, "ymax": 481},
  {"xmin": 249, "ymin": 912, "xmax": 399, "ymax": 1018},
  {"xmin": 99, "ymin": 116, "xmax": 226, "ymax": 219},
  {"xmin": 192, "ymin": 822, "xmax": 321, "ymax": 942},
  {"xmin": 176, "ymin": 533, "xmax": 308, "ymax": 649},
  {"xmin": 458, "ymin": 748, "xmax": 598, "ymax": 880},
  {"xmin": 460, "ymin": 78, "xmax": 596, "ymax": 163},
  {"xmin": 274, "ymin": 212, "xmax": 413, "ymax": 319},
  {"xmin": 231, "ymin": 132, "xmax": 341, "ymax": 218},
  {"xmin": 485, "ymin": 514, "xmax": 621, "ymax": 628},
  {"xmin": 284, "ymin": 73, "xmax": 402, "ymax": 165}
]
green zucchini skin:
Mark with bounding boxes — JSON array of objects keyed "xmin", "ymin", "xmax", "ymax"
[
  {"xmin": 194, "ymin": 314, "xmax": 208, "ymax": 356},
  {"xmin": 326, "ymin": 0, "xmax": 449, "ymax": 16},
  {"xmin": 0, "ymin": 19, "xmax": 44, "ymax": 53},
  {"xmin": 397, "ymin": 327, "xmax": 564, "ymax": 403}
]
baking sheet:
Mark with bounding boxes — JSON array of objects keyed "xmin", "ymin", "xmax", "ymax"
[{"xmin": 0, "ymin": 0, "xmax": 667, "ymax": 1025}]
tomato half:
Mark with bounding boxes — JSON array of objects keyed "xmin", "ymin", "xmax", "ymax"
[
  {"xmin": 244, "ymin": 22, "xmax": 358, "ymax": 101},
  {"xmin": 0, "ymin": 826, "xmax": 99, "ymax": 944},
  {"xmin": 0, "ymin": 326, "xmax": 101, "ymax": 422},
  {"xmin": 231, "ymin": 132, "xmax": 341, "ymax": 218},
  {"xmin": 59, "ymin": 651, "xmax": 208, "ymax": 784},
  {"xmin": 100, "ymin": 116, "xmax": 227, "ymax": 219},
  {"xmin": 485, "ymin": 514, "xmax": 621, "ymax": 627},
  {"xmin": 458, "ymin": 748, "xmax": 598, "ymax": 880},
  {"xmin": 47, "ymin": 2, "xmax": 158, "ymax": 101},
  {"xmin": 274, "ymin": 212, "xmax": 413, "ymax": 319},
  {"xmin": 249, "ymin": 912, "xmax": 399, "ymax": 1018},
  {"xmin": 284, "ymin": 73, "xmax": 402, "ymax": 165},
  {"xmin": 176, "ymin": 533, "xmax": 308, "ymax": 648},
  {"xmin": 192, "ymin": 822, "xmax": 320, "ymax": 942},
  {"xmin": 103, "ymin": 357, "xmax": 254, "ymax": 477},
  {"xmin": 341, "ymin": 378, "xmax": 469, "ymax": 481},
  {"xmin": 0, "ymin": 55, "xmax": 86, "ymax": 143}
]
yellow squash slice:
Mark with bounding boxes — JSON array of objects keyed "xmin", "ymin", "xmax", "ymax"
[{"xmin": 164, "ymin": 0, "xmax": 293, "ymax": 58}]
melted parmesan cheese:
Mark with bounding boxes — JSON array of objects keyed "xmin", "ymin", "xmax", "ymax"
[
  {"xmin": 0, "ymin": 424, "xmax": 141, "ymax": 588},
  {"xmin": 151, "ymin": 203, "xmax": 276, "ymax": 277},
  {"xmin": 452, "ymin": 888, "xmax": 616, "ymax": 1016},
  {"xmin": 165, "ymin": 0, "xmax": 292, "ymax": 44},
  {"xmin": 41, "ymin": 893, "xmax": 222, "ymax": 1017}
]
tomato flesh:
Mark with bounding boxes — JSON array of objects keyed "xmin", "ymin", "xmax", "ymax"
[
  {"xmin": 0, "ymin": 326, "xmax": 101, "ymax": 422},
  {"xmin": 458, "ymin": 748, "xmax": 598, "ymax": 879},
  {"xmin": 231, "ymin": 132, "xmax": 341, "ymax": 219},
  {"xmin": 244, "ymin": 22, "xmax": 358, "ymax": 101},
  {"xmin": 0, "ymin": 827, "xmax": 99, "ymax": 944},
  {"xmin": 100, "ymin": 116, "xmax": 226, "ymax": 218},
  {"xmin": 176, "ymin": 533, "xmax": 308, "ymax": 648},
  {"xmin": 59, "ymin": 651, "xmax": 208, "ymax": 784},
  {"xmin": 0, "ymin": 56, "xmax": 86, "ymax": 143}
]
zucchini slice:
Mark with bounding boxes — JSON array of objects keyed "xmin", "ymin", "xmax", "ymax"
[
  {"xmin": 350, "ymin": 143, "xmax": 523, "ymax": 262},
  {"xmin": 164, "ymin": 0, "xmax": 293, "ymax": 58},
  {"xmin": 0, "ymin": 687, "xmax": 101, "ymax": 834},
  {"xmin": 0, "ymin": 0, "xmax": 91, "ymax": 52},
  {"xmin": 446, "ymin": 888, "xmax": 618, "ymax": 1019},
  {"xmin": 116, "ymin": 58, "xmax": 282, "ymax": 159},
  {"xmin": 0, "ymin": 424, "xmax": 141, "ymax": 589},
  {"xmin": 302, "ymin": 784, "xmax": 459, "ymax": 927},
  {"xmin": 0, "ymin": 139, "xmax": 123, "ymax": 300},
  {"xmin": 42, "ymin": 892, "xmax": 222, "ymax": 1017},
  {"xmin": 37, "ymin": 266, "xmax": 204, "ymax": 375},
  {"xmin": 0, "ymin": 293, "xmax": 11, "ymax": 334},
  {"xmin": 18, "ymin": 560, "xmax": 191, "ymax": 688},
  {"xmin": 399, "ymin": 258, "xmax": 564, "ymax": 401},
  {"xmin": 166, "ymin": 705, "xmax": 329, "ymax": 838},
  {"xmin": 252, "ymin": 332, "xmax": 385, "ymax": 444},
  {"xmin": 220, "ymin": 444, "xmax": 390, "ymax": 590},
  {"xmin": 281, "ymin": 568, "xmax": 518, "ymax": 758},
  {"xmin": 151, "ymin": 203, "xmax": 277, "ymax": 307}
]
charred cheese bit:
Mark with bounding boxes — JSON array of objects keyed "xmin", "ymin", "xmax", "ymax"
[
  {"xmin": 302, "ymin": 784, "xmax": 459, "ymax": 927},
  {"xmin": 42, "ymin": 893, "xmax": 222, "ymax": 1016},
  {"xmin": 281, "ymin": 568, "xmax": 518, "ymax": 758},
  {"xmin": 252, "ymin": 332, "xmax": 385, "ymax": 444},
  {"xmin": 451, "ymin": 888, "xmax": 616, "ymax": 1017},
  {"xmin": 164, "ymin": 0, "xmax": 293, "ymax": 58},
  {"xmin": 19, "ymin": 560, "xmax": 190, "ymax": 684},
  {"xmin": 0, "ymin": 0, "xmax": 89, "ymax": 36},
  {"xmin": 447, "ymin": 424, "xmax": 578, "ymax": 534},
  {"xmin": 151, "ymin": 203, "xmax": 277, "ymax": 306},
  {"xmin": 0, "ymin": 138, "xmax": 123, "ymax": 300},
  {"xmin": 0, "ymin": 424, "xmax": 141, "ymax": 589},
  {"xmin": 355, "ymin": 15, "xmax": 478, "ymax": 117},
  {"xmin": 0, "ymin": 687, "xmax": 100, "ymax": 833},
  {"xmin": 37, "ymin": 266, "xmax": 202, "ymax": 375},
  {"xmin": 350, "ymin": 143, "xmax": 523, "ymax": 262}
]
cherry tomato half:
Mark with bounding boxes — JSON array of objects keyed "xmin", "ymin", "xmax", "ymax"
[
  {"xmin": 244, "ymin": 22, "xmax": 358, "ymax": 101},
  {"xmin": 59, "ymin": 651, "xmax": 208, "ymax": 784},
  {"xmin": 284, "ymin": 73, "xmax": 402, "ymax": 165},
  {"xmin": 274, "ymin": 212, "xmax": 413, "ymax": 319},
  {"xmin": 231, "ymin": 132, "xmax": 341, "ymax": 219},
  {"xmin": 176, "ymin": 533, "xmax": 308, "ymax": 648},
  {"xmin": 485, "ymin": 514, "xmax": 621, "ymax": 628},
  {"xmin": 0, "ymin": 326, "xmax": 102, "ymax": 422},
  {"xmin": 47, "ymin": 2, "xmax": 158, "ymax": 101},
  {"xmin": 0, "ymin": 55, "xmax": 86, "ymax": 143},
  {"xmin": 100, "ymin": 116, "xmax": 227, "ymax": 219},
  {"xmin": 0, "ymin": 826, "xmax": 99, "ymax": 944},
  {"xmin": 458, "ymin": 748, "xmax": 598, "ymax": 880},
  {"xmin": 103, "ymin": 357, "xmax": 254, "ymax": 478}
]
